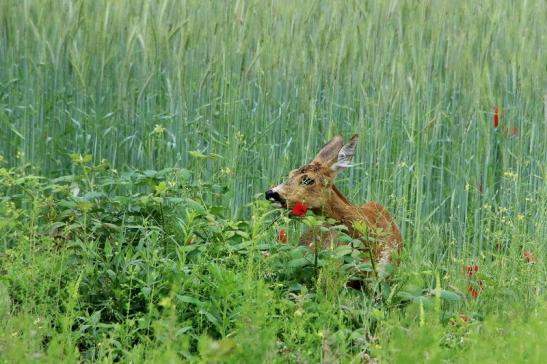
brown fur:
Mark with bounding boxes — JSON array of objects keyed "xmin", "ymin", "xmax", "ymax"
[{"xmin": 270, "ymin": 135, "xmax": 403, "ymax": 274}]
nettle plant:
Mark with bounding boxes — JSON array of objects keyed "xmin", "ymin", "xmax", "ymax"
[{"xmin": 0, "ymin": 157, "xmax": 258, "ymax": 356}]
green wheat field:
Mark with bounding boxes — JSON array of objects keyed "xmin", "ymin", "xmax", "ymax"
[{"xmin": 1, "ymin": 0, "xmax": 546, "ymax": 362}]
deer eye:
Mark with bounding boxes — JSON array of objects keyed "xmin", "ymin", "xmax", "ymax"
[{"xmin": 300, "ymin": 176, "xmax": 315, "ymax": 186}]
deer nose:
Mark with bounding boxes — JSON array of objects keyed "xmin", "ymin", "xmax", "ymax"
[{"xmin": 265, "ymin": 189, "xmax": 282, "ymax": 202}]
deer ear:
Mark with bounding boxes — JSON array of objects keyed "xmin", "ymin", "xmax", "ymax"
[
  {"xmin": 312, "ymin": 135, "xmax": 344, "ymax": 166},
  {"xmin": 331, "ymin": 134, "xmax": 358, "ymax": 171}
]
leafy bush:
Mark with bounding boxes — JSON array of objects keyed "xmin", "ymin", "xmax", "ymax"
[{"xmin": 2, "ymin": 160, "xmax": 544, "ymax": 362}]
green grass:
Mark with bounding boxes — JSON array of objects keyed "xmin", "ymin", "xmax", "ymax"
[{"xmin": 0, "ymin": 0, "xmax": 546, "ymax": 362}]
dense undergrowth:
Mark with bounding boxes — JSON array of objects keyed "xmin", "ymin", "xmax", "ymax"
[
  {"xmin": 1, "ymin": 159, "xmax": 545, "ymax": 363},
  {"xmin": 1, "ymin": 0, "xmax": 546, "ymax": 362}
]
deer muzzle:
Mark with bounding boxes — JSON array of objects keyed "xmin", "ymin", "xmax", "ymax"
[{"xmin": 265, "ymin": 188, "xmax": 286, "ymax": 208}]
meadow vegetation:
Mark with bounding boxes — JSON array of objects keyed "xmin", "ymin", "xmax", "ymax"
[{"xmin": 0, "ymin": 0, "xmax": 545, "ymax": 362}]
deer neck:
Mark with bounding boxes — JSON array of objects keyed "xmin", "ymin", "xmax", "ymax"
[{"xmin": 318, "ymin": 185, "xmax": 360, "ymax": 233}]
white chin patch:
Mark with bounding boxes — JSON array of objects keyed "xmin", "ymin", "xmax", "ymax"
[
  {"xmin": 272, "ymin": 202, "xmax": 283, "ymax": 208},
  {"xmin": 272, "ymin": 184, "xmax": 285, "ymax": 193}
]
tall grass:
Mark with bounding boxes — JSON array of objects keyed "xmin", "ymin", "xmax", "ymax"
[
  {"xmin": 0, "ymin": 0, "xmax": 545, "ymax": 362},
  {"xmin": 1, "ymin": 0, "xmax": 544, "ymax": 217}
]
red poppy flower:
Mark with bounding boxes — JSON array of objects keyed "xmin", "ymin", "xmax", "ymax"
[
  {"xmin": 468, "ymin": 280, "xmax": 484, "ymax": 299},
  {"xmin": 291, "ymin": 201, "xmax": 309, "ymax": 216},
  {"xmin": 465, "ymin": 266, "xmax": 472, "ymax": 276},
  {"xmin": 493, "ymin": 107, "xmax": 499, "ymax": 128},
  {"xmin": 278, "ymin": 229, "xmax": 288, "ymax": 243},
  {"xmin": 523, "ymin": 251, "xmax": 536, "ymax": 264},
  {"xmin": 465, "ymin": 264, "xmax": 479, "ymax": 277},
  {"xmin": 468, "ymin": 286, "xmax": 480, "ymax": 299}
]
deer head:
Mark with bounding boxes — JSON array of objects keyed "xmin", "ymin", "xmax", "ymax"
[{"xmin": 265, "ymin": 134, "xmax": 358, "ymax": 211}]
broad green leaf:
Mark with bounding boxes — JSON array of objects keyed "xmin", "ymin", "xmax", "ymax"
[
  {"xmin": 440, "ymin": 289, "xmax": 462, "ymax": 302},
  {"xmin": 287, "ymin": 257, "xmax": 311, "ymax": 268}
]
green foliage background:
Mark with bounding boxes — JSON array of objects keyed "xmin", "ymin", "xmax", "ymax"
[{"xmin": 0, "ymin": 0, "xmax": 545, "ymax": 362}]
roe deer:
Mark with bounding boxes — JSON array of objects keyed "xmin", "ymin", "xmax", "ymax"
[{"xmin": 265, "ymin": 134, "xmax": 403, "ymax": 276}]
